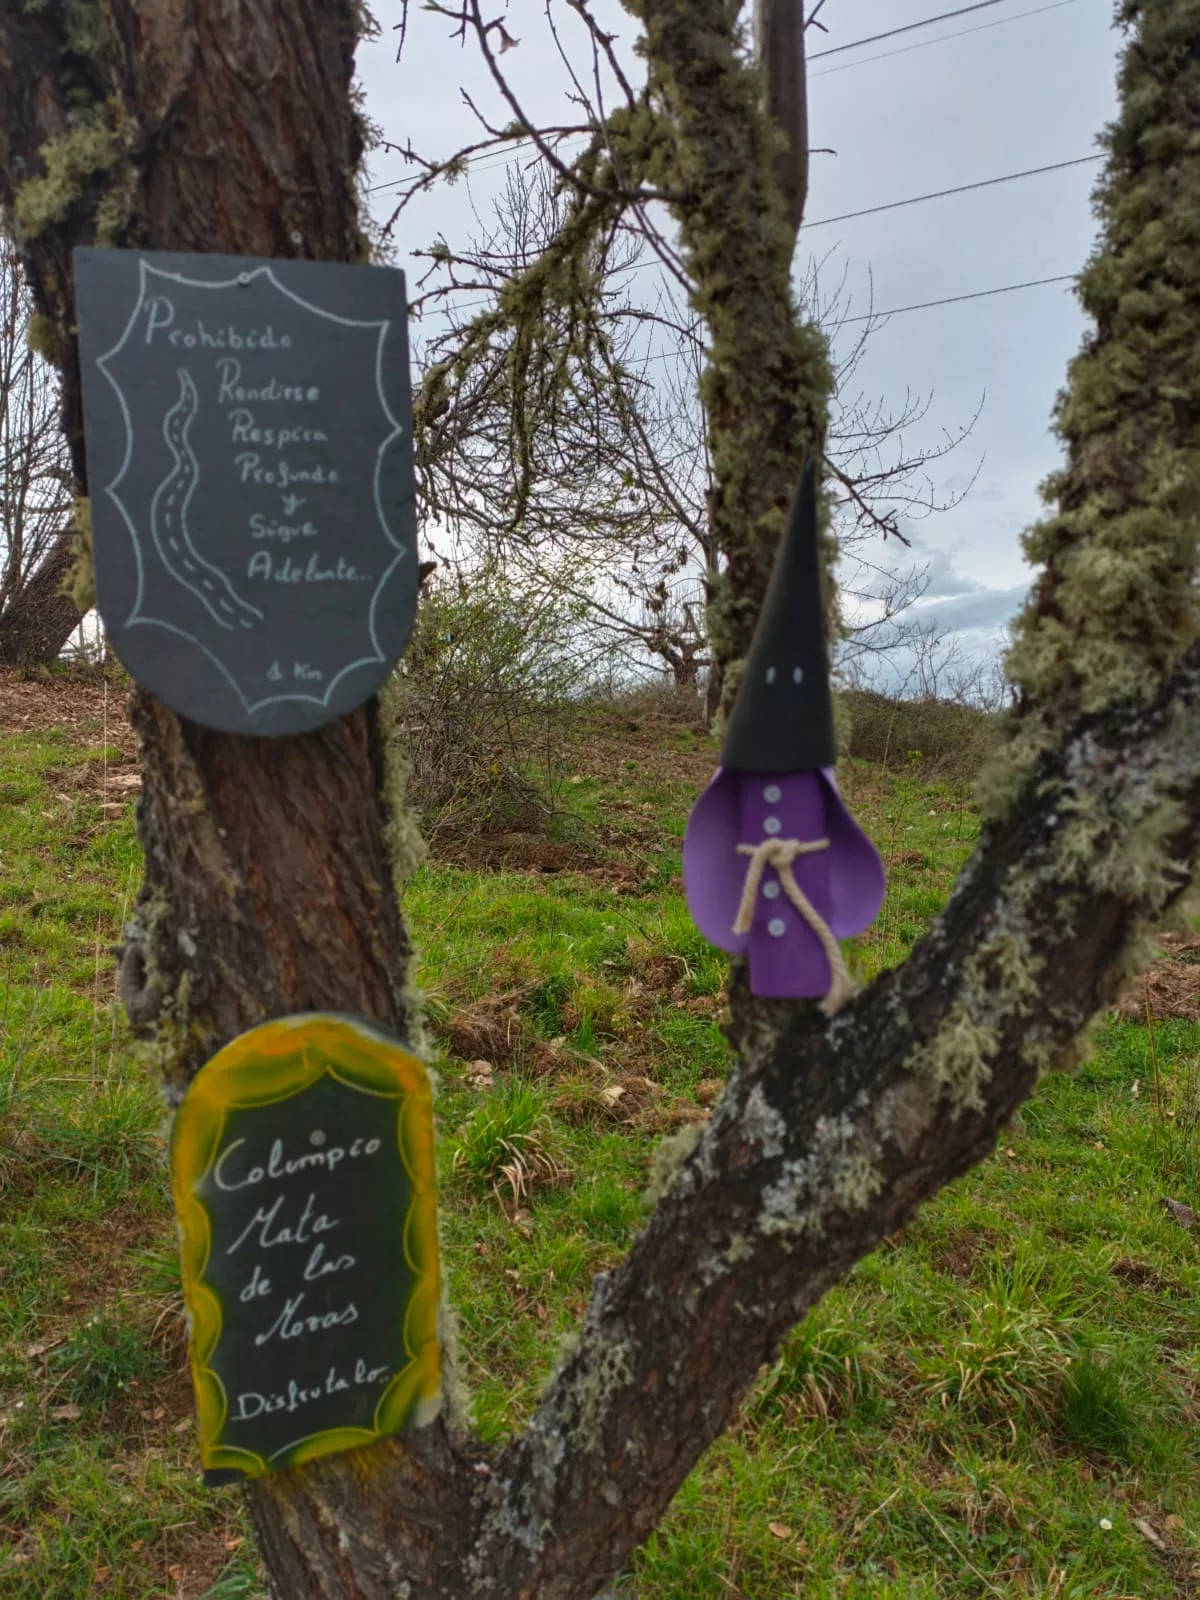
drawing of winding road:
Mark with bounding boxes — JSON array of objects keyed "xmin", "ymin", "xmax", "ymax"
[{"xmin": 151, "ymin": 369, "xmax": 263, "ymax": 632}]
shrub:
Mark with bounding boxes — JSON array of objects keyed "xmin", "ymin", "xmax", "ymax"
[
  {"xmin": 839, "ymin": 689, "xmax": 1005, "ymax": 779},
  {"xmin": 392, "ymin": 565, "xmax": 590, "ymax": 847}
]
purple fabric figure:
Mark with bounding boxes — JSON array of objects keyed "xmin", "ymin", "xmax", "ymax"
[
  {"xmin": 684, "ymin": 766, "xmax": 884, "ymax": 1005},
  {"xmin": 683, "ymin": 459, "xmax": 886, "ymax": 1008}
]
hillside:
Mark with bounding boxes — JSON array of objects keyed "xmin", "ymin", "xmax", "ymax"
[{"xmin": 0, "ymin": 669, "xmax": 1197, "ymax": 1599}]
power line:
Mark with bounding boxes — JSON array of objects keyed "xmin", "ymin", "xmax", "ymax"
[
  {"xmin": 835, "ymin": 272, "xmax": 1075, "ymax": 326},
  {"xmin": 367, "ymin": 0, "xmax": 1082, "ymax": 195},
  {"xmin": 801, "ymin": 155, "xmax": 1101, "ymax": 231},
  {"xmin": 809, "ymin": 0, "xmax": 1079, "ymax": 79},
  {"xmin": 622, "ymin": 272, "xmax": 1078, "ymax": 365},
  {"xmin": 809, "ymin": 0, "xmax": 1018, "ymax": 60},
  {"xmin": 414, "ymin": 155, "xmax": 1096, "ymax": 318}
]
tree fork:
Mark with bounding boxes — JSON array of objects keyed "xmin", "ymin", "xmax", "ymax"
[
  {"xmin": 2, "ymin": 1, "xmax": 1198, "ymax": 1597},
  {"xmin": 0, "ymin": 0, "xmax": 475, "ymax": 1585}
]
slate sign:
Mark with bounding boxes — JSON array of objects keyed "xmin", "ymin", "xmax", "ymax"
[
  {"xmin": 170, "ymin": 1014, "xmax": 441, "ymax": 1484},
  {"xmin": 74, "ymin": 248, "xmax": 418, "ymax": 735}
]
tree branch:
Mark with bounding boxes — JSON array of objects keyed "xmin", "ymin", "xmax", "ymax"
[
  {"xmin": 459, "ymin": 636, "xmax": 1200, "ymax": 1596},
  {"xmin": 755, "ymin": 0, "xmax": 810, "ymax": 237}
]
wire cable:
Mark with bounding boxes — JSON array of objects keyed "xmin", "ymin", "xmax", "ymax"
[
  {"xmin": 835, "ymin": 272, "xmax": 1075, "ymax": 326},
  {"xmin": 809, "ymin": 0, "xmax": 1023, "ymax": 60},
  {"xmin": 367, "ymin": 1, "xmax": 1083, "ymax": 194},
  {"xmin": 619, "ymin": 274, "xmax": 1078, "ymax": 366},
  {"xmin": 411, "ymin": 153, "xmax": 1096, "ymax": 319},
  {"xmin": 810, "ymin": 0, "xmax": 1080, "ymax": 80},
  {"xmin": 801, "ymin": 155, "xmax": 1101, "ymax": 231}
]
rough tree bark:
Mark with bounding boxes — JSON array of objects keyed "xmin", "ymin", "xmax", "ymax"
[
  {"xmin": 0, "ymin": 527, "xmax": 83, "ymax": 665},
  {"xmin": 0, "ymin": 234, "xmax": 80, "ymax": 663},
  {"xmin": 1, "ymin": 1, "xmax": 1197, "ymax": 1597},
  {"xmin": 630, "ymin": 0, "xmax": 831, "ymax": 722}
]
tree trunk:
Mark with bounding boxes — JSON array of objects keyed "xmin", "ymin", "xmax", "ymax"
[
  {"xmin": 1, "ymin": 2, "xmax": 1197, "ymax": 1597},
  {"xmin": 636, "ymin": 0, "xmax": 829, "ymax": 721},
  {"xmin": 0, "ymin": 0, "xmax": 473, "ymax": 1583},
  {"xmin": 0, "ymin": 526, "xmax": 83, "ymax": 665}
]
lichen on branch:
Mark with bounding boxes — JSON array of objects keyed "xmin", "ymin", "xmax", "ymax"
[{"xmin": 992, "ymin": 0, "xmax": 1200, "ymax": 811}]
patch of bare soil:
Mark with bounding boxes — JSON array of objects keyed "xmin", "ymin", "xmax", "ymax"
[
  {"xmin": 1110, "ymin": 1257, "xmax": 1185, "ymax": 1297},
  {"xmin": 575, "ymin": 713, "xmax": 716, "ymax": 793},
  {"xmin": 1114, "ymin": 935, "xmax": 1200, "ymax": 1022},
  {"xmin": 437, "ymin": 831, "xmax": 600, "ymax": 874},
  {"xmin": 930, "ymin": 1224, "xmax": 998, "ymax": 1281},
  {"xmin": 0, "ymin": 666, "xmax": 134, "ymax": 751}
]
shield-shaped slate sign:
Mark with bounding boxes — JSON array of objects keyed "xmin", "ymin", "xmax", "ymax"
[
  {"xmin": 74, "ymin": 248, "xmax": 418, "ymax": 735},
  {"xmin": 170, "ymin": 1014, "xmax": 441, "ymax": 1484}
]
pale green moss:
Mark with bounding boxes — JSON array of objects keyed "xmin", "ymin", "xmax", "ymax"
[
  {"xmin": 65, "ymin": 497, "xmax": 95, "ymax": 612},
  {"xmin": 742, "ymin": 1083, "xmax": 786, "ymax": 1157},
  {"xmin": 63, "ymin": 0, "xmax": 108, "ymax": 57},
  {"xmin": 643, "ymin": 1122, "xmax": 705, "ymax": 1208},
  {"xmin": 13, "ymin": 108, "xmax": 121, "ymax": 238},
  {"xmin": 378, "ymin": 675, "xmax": 428, "ymax": 889},
  {"xmin": 433, "ymin": 1287, "xmax": 471, "ymax": 1442},
  {"xmin": 759, "ymin": 1113, "xmax": 883, "ymax": 1240},
  {"xmin": 26, "ymin": 311, "xmax": 64, "ymax": 365},
  {"xmin": 984, "ymin": 0, "xmax": 1200, "ymax": 815},
  {"xmin": 911, "ymin": 921, "xmax": 1044, "ymax": 1112},
  {"xmin": 565, "ymin": 1336, "xmax": 635, "ymax": 1452},
  {"xmin": 628, "ymin": 0, "xmax": 834, "ymax": 699},
  {"xmin": 93, "ymin": 156, "xmax": 137, "ymax": 247},
  {"xmin": 911, "ymin": 1008, "xmax": 1001, "ymax": 1114}
]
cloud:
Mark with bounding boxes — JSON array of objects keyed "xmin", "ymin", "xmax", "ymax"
[{"xmin": 910, "ymin": 583, "xmax": 1026, "ymax": 636}]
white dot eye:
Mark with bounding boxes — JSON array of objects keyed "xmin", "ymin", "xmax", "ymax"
[
  {"xmin": 793, "ymin": 667, "xmax": 804, "ymax": 684},
  {"xmin": 765, "ymin": 666, "xmax": 777, "ymax": 684},
  {"xmin": 767, "ymin": 918, "xmax": 787, "ymax": 937},
  {"xmin": 763, "ymin": 784, "xmax": 782, "ymax": 803}
]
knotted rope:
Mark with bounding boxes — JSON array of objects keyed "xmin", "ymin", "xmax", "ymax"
[{"xmin": 732, "ymin": 837, "xmax": 853, "ymax": 1016}]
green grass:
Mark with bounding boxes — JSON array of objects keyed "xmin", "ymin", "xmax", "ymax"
[{"xmin": 1, "ymin": 682, "xmax": 1198, "ymax": 1597}]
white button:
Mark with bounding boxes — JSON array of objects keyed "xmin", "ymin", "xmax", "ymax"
[
  {"xmin": 762, "ymin": 881, "xmax": 781, "ymax": 900},
  {"xmin": 767, "ymin": 918, "xmax": 787, "ymax": 937},
  {"xmin": 763, "ymin": 816, "xmax": 782, "ymax": 835},
  {"xmin": 763, "ymin": 784, "xmax": 782, "ymax": 802}
]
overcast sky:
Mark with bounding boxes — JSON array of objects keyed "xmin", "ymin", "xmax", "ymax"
[{"xmin": 355, "ymin": 0, "xmax": 1122, "ymax": 661}]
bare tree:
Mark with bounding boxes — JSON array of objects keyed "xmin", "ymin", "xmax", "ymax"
[
  {"xmin": 0, "ymin": 1, "xmax": 1196, "ymax": 1596},
  {"xmin": 0, "ymin": 232, "xmax": 80, "ymax": 666},
  {"xmin": 406, "ymin": 150, "xmax": 979, "ymax": 701}
]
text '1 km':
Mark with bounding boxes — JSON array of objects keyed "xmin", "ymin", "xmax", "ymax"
[{"xmin": 75, "ymin": 249, "xmax": 418, "ymax": 735}]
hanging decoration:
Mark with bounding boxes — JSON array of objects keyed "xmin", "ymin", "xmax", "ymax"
[{"xmin": 683, "ymin": 458, "xmax": 886, "ymax": 1007}]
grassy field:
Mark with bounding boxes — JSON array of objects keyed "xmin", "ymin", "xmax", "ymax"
[{"xmin": 0, "ymin": 672, "xmax": 1197, "ymax": 1599}]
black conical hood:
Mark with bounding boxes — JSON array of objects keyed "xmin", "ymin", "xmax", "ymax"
[{"xmin": 720, "ymin": 457, "xmax": 836, "ymax": 773}]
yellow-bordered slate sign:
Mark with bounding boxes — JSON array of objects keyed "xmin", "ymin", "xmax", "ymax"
[{"xmin": 170, "ymin": 1014, "xmax": 440, "ymax": 1484}]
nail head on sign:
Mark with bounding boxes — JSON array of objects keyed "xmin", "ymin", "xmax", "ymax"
[{"xmin": 238, "ymin": 272, "xmax": 251, "ymax": 285}]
